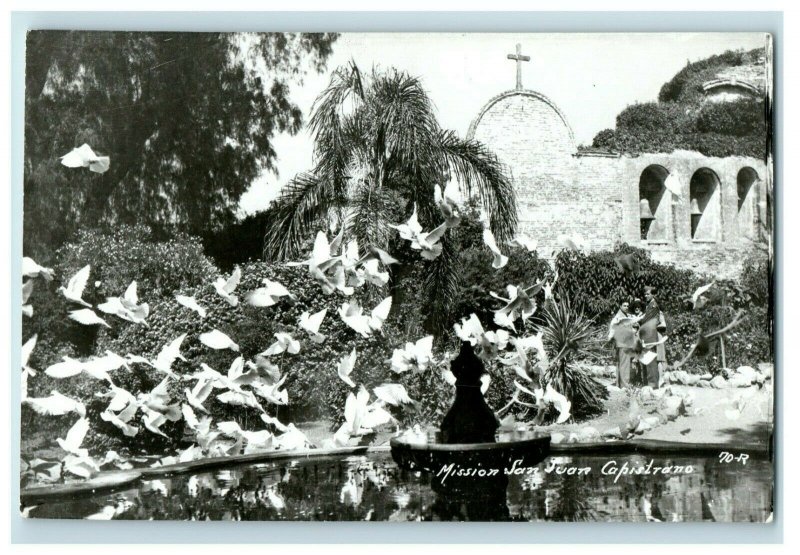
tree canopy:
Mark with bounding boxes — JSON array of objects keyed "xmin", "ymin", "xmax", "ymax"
[{"xmin": 24, "ymin": 31, "xmax": 338, "ymax": 259}]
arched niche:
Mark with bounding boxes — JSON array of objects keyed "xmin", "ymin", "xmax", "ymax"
[
  {"xmin": 639, "ymin": 165, "xmax": 670, "ymax": 242},
  {"xmin": 737, "ymin": 167, "xmax": 760, "ymax": 240},
  {"xmin": 689, "ymin": 168, "xmax": 722, "ymax": 241}
]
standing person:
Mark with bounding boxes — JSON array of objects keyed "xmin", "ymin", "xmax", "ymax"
[
  {"xmin": 639, "ymin": 286, "xmax": 668, "ymax": 388},
  {"xmin": 608, "ymin": 299, "xmax": 640, "ymax": 387}
]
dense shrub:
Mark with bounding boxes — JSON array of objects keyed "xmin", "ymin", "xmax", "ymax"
[
  {"xmin": 666, "ymin": 305, "xmax": 772, "ymax": 374},
  {"xmin": 554, "ymin": 243, "xmax": 698, "ymax": 323},
  {"xmin": 658, "ymin": 49, "xmax": 756, "ymax": 104},
  {"xmin": 22, "ymin": 225, "xmax": 219, "ymax": 396},
  {"xmin": 696, "ymin": 98, "xmax": 767, "ymax": 137}
]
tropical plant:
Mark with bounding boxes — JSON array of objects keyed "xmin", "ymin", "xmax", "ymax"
[
  {"xmin": 263, "ymin": 62, "xmax": 517, "ymax": 334},
  {"xmin": 539, "ymin": 298, "xmax": 608, "ymax": 421}
]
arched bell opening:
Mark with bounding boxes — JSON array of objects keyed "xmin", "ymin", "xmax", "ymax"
[
  {"xmin": 689, "ymin": 168, "xmax": 722, "ymax": 241},
  {"xmin": 639, "ymin": 165, "xmax": 670, "ymax": 241}
]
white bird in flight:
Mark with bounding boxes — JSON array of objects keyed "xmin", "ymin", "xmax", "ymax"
[
  {"xmin": 338, "ymin": 297, "xmax": 392, "ymax": 337},
  {"xmin": 60, "ymin": 143, "xmax": 110, "ymax": 174},
  {"xmin": 175, "ymin": 294, "xmax": 207, "ymax": 318},
  {"xmin": 23, "ymin": 391, "xmax": 86, "ymax": 417},
  {"xmin": 244, "ymin": 278, "xmax": 295, "ymax": 308},
  {"xmin": 337, "ymin": 348, "xmax": 358, "ymax": 388},
  {"xmin": 298, "ymin": 308, "xmax": 327, "ymax": 343},
  {"xmin": 433, "ymin": 182, "xmax": 461, "ymax": 228},
  {"xmin": 22, "ymin": 257, "xmax": 55, "ymax": 281},
  {"xmin": 390, "ymin": 335, "xmax": 434, "ymax": 374},
  {"xmin": 98, "ymin": 281, "xmax": 149, "ymax": 325},
  {"xmin": 127, "ymin": 333, "xmax": 187, "ymax": 378},
  {"xmin": 199, "ymin": 329, "xmax": 240, "ymax": 351},
  {"xmin": 260, "ymin": 332, "xmax": 300, "ymax": 356},
  {"xmin": 68, "ymin": 308, "xmax": 111, "ymax": 328},
  {"xmin": 22, "ymin": 280, "xmax": 34, "ymax": 317},
  {"xmin": 482, "ymin": 228, "xmax": 509, "ymax": 269},
  {"xmin": 213, "ymin": 266, "xmax": 241, "ymax": 306},
  {"xmin": 390, "ymin": 204, "xmax": 448, "ymax": 260},
  {"xmin": 508, "ymin": 234, "xmax": 538, "ymax": 252},
  {"xmin": 59, "ymin": 265, "xmax": 92, "ymax": 307},
  {"xmin": 373, "ymin": 383, "xmax": 415, "ymax": 406}
]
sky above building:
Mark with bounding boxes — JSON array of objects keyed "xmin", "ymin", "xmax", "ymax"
[{"xmin": 238, "ymin": 32, "xmax": 767, "ymax": 216}]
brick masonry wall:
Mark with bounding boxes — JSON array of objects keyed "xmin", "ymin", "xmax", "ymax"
[{"xmin": 469, "ymin": 90, "xmax": 770, "ymax": 279}]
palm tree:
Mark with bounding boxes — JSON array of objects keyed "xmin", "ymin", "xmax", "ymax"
[{"xmin": 264, "ymin": 62, "xmax": 517, "ymax": 333}]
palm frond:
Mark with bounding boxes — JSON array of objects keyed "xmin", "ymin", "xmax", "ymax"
[
  {"xmin": 436, "ymin": 130, "xmax": 518, "ymax": 242},
  {"xmin": 421, "ymin": 234, "xmax": 460, "ymax": 335},
  {"xmin": 262, "ymin": 172, "xmax": 342, "ymax": 261}
]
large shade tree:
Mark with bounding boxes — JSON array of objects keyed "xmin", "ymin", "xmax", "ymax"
[
  {"xmin": 24, "ymin": 31, "xmax": 337, "ymax": 259},
  {"xmin": 263, "ymin": 63, "xmax": 517, "ymax": 333}
]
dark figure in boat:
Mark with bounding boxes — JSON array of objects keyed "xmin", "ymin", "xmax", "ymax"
[{"xmin": 440, "ymin": 341, "xmax": 500, "ymax": 444}]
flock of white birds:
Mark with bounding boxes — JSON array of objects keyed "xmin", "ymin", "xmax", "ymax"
[{"xmin": 21, "ymin": 149, "xmax": 586, "ymax": 485}]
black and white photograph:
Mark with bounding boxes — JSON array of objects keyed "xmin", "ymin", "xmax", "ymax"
[{"xmin": 18, "ymin": 30, "xmax": 774, "ymax": 523}]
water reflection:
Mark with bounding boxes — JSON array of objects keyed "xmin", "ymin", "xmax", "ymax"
[{"xmin": 26, "ymin": 453, "xmax": 772, "ymax": 522}]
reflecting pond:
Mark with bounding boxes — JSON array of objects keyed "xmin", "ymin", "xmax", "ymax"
[{"xmin": 25, "ymin": 452, "xmax": 772, "ymax": 522}]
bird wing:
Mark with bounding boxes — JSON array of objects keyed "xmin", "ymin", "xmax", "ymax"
[
  {"xmin": 67, "ymin": 265, "xmax": 91, "ymax": 297},
  {"xmin": 244, "ymin": 288, "xmax": 276, "ymax": 307},
  {"xmin": 224, "ymin": 267, "xmax": 241, "ymax": 294},
  {"xmin": 60, "ymin": 144, "xmax": 94, "ymax": 167},
  {"xmin": 45, "ymin": 357, "xmax": 85, "ymax": 378},
  {"xmin": 123, "ymin": 281, "xmax": 138, "ymax": 305},
  {"xmin": 176, "ymin": 295, "xmax": 206, "ymax": 318},
  {"xmin": 337, "ymin": 348, "xmax": 357, "ymax": 387},
  {"xmin": 21, "ymin": 334, "xmax": 37, "ymax": 369},
  {"xmin": 199, "ymin": 329, "xmax": 236, "ymax": 350},
  {"xmin": 64, "ymin": 417, "xmax": 90, "ymax": 451},
  {"xmin": 301, "ymin": 308, "xmax": 327, "ymax": 334},
  {"xmin": 155, "ymin": 333, "xmax": 187, "ymax": 369},
  {"xmin": 423, "ymin": 222, "xmax": 448, "ymax": 246},
  {"xmin": 373, "ymin": 383, "xmax": 413, "ymax": 406},
  {"xmin": 22, "ymin": 280, "xmax": 34, "ymax": 304},
  {"xmin": 369, "ymin": 297, "xmax": 393, "ymax": 328},
  {"xmin": 693, "ymin": 282, "xmax": 715, "ymax": 303}
]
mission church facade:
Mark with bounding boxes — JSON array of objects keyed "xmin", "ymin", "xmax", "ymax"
[{"xmin": 468, "ymin": 45, "xmax": 770, "ymax": 278}]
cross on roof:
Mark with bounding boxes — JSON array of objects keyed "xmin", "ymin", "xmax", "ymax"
[{"xmin": 507, "ymin": 43, "xmax": 530, "ymax": 91}]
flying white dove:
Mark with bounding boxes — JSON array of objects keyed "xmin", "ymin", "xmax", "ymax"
[
  {"xmin": 184, "ymin": 378, "xmax": 215, "ymax": 414},
  {"xmin": 175, "ymin": 294, "xmax": 207, "ymax": 318},
  {"xmin": 390, "ymin": 204, "xmax": 448, "ymax": 260},
  {"xmin": 390, "ymin": 335, "xmax": 434, "ymax": 373},
  {"xmin": 434, "ymin": 181, "xmax": 461, "ymax": 228},
  {"xmin": 287, "ymin": 231, "xmax": 344, "ymax": 294},
  {"xmin": 298, "ymin": 308, "xmax": 327, "ymax": 343},
  {"xmin": 337, "ymin": 348, "xmax": 358, "ymax": 388},
  {"xmin": 686, "ymin": 281, "xmax": 716, "ymax": 310},
  {"xmin": 260, "ymin": 332, "xmax": 300, "ymax": 356},
  {"xmin": 244, "ymin": 278, "xmax": 295, "ymax": 308},
  {"xmin": 338, "ymin": 296, "xmax": 392, "ymax": 337},
  {"xmin": 22, "ymin": 280, "xmax": 34, "ymax": 317},
  {"xmin": 213, "ymin": 266, "xmax": 241, "ymax": 306},
  {"xmin": 21, "ymin": 334, "xmax": 37, "ymax": 377},
  {"xmin": 60, "ymin": 143, "xmax": 110, "ymax": 174},
  {"xmin": 59, "ymin": 265, "xmax": 92, "ymax": 307},
  {"xmin": 23, "ymin": 391, "xmax": 86, "ymax": 417},
  {"xmin": 69, "ymin": 309, "xmax": 111, "ymax": 328},
  {"xmin": 558, "ymin": 233, "xmax": 587, "ymax": 251},
  {"xmin": 22, "ymin": 257, "xmax": 55, "ymax": 281},
  {"xmin": 482, "ymin": 228, "xmax": 508, "ymax": 269},
  {"xmin": 199, "ymin": 329, "xmax": 240, "ymax": 351},
  {"xmin": 127, "ymin": 333, "xmax": 187, "ymax": 378},
  {"xmin": 56, "ymin": 417, "xmax": 91, "ymax": 456},
  {"xmin": 45, "ymin": 356, "xmax": 106, "ymax": 381},
  {"xmin": 373, "ymin": 383, "xmax": 415, "ymax": 406},
  {"xmin": 98, "ymin": 281, "xmax": 149, "ymax": 325},
  {"xmin": 508, "ymin": 234, "xmax": 538, "ymax": 252}
]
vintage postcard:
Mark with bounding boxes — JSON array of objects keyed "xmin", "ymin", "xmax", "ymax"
[{"xmin": 19, "ymin": 31, "xmax": 774, "ymax": 522}]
